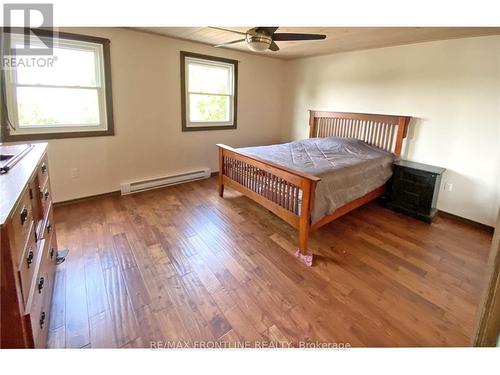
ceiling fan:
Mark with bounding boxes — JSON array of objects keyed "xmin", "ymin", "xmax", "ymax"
[{"xmin": 210, "ymin": 27, "xmax": 326, "ymax": 52}]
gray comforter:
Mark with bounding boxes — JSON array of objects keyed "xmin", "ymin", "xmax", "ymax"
[{"xmin": 238, "ymin": 137, "xmax": 395, "ymax": 223}]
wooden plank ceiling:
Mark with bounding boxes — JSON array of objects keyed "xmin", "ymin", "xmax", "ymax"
[{"xmin": 134, "ymin": 27, "xmax": 500, "ymax": 60}]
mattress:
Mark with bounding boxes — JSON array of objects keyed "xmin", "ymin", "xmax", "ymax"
[{"xmin": 237, "ymin": 137, "xmax": 395, "ymax": 223}]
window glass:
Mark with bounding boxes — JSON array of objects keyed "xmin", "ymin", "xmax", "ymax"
[
  {"xmin": 187, "ymin": 62, "xmax": 231, "ymax": 95},
  {"xmin": 189, "ymin": 94, "xmax": 230, "ymax": 122},
  {"xmin": 17, "ymin": 87, "xmax": 100, "ymax": 127},
  {"xmin": 16, "ymin": 46, "xmax": 98, "ymax": 87}
]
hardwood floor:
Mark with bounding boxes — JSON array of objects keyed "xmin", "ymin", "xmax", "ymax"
[{"xmin": 48, "ymin": 177, "xmax": 493, "ymax": 348}]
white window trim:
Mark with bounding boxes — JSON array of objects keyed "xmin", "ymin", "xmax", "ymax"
[
  {"xmin": 184, "ymin": 56, "xmax": 235, "ymax": 128},
  {"xmin": 4, "ymin": 34, "xmax": 109, "ymax": 135}
]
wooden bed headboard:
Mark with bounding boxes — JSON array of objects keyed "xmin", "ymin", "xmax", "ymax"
[{"xmin": 309, "ymin": 110, "xmax": 411, "ymax": 156}]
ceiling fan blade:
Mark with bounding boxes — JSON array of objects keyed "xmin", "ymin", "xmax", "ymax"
[
  {"xmin": 255, "ymin": 27, "xmax": 279, "ymax": 36},
  {"xmin": 209, "ymin": 27, "xmax": 247, "ymax": 36},
  {"xmin": 272, "ymin": 33, "xmax": 326, "ymax": 41},
  {"xmin": 269, "ymin": 41, "xmax": 280, "ymax": 51},
  {"xmin": 214, "ymin": 38, "xmax": 246, "ymax": 48}
]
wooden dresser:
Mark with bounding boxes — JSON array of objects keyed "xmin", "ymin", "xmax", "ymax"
[{"xmin": 1, "ymin": 143, "xmax": 58, "ymax": 348}]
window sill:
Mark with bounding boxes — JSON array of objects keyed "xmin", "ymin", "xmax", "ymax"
[
  {"xmin": 182, "ymin": 123, "xmax": 237, "ymax": 132},
  {"xmin": 0, "ymin": 127, "xmax": 115, "ymax": 142}
]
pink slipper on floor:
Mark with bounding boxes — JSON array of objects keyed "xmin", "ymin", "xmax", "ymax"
[{"xmin": 295, "ymin": 249, "xmax": 313, "ymax": 267}]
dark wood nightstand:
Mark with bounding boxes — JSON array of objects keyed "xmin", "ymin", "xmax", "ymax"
[{"xmin": 385, "ymin": 160, "xmax": 446, "ymax": 222}]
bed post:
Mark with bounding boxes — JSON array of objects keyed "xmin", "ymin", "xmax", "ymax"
[
  {"xmin": 218, "ymin": 146, "xmax": 224, "ymax": 197},
  {"xmin": 295, "ymin": 179, "xmax": 317, "ymax": 267},
  {"xmin": 394, "ymin": 116, "xmax": 410, "ymax": 156},
  {"xmin": 308, "ymin": 110, "xmax": 316, "ymax": 138}
]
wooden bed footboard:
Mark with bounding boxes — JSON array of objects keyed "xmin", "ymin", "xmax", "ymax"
[{"xmin": 217, "ymin": 144, "xmax": 321, "ymax": 263}]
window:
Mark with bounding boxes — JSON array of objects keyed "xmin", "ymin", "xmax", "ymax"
[
  {"xmin": 1, "ymin": 31, "xmax": 114, "ymax": 141},
  {"xmin": 181, "ymin": 51, "xmax": 238, "ymax": 131}
]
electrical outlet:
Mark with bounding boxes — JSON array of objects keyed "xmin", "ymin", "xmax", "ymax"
[
  {"xmin": 70, "ymin": 168, "xmax": 79, "ymax": 178},
  {"xmin": 444, "ymin": 182, "xmax": 453, "ymax": 192}
]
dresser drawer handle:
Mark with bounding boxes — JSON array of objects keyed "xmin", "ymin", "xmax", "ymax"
[
  {"xmin": 50, "ymin": 247, "xmax": 55, "ymax": 259},
  {"xmin": 26, "ymin": 249, "xmax": 34, "ymax": 267},
  {"xmin": 37, "ymin": 277, "xmax": 45, "ymax": 293},
  {"xmin": 46, "ymin": 222, "xmax": 52, "ymax": 234},
  {"xmin": 39, "ymin": 311, "xmax": 46, "ymax": 329},
  {"xmin": 44, "ymin": 190, "xmax": 50, "ymax": 200},
  {"xmin": 20, "ymin": 206, "xmax": 28, "ymax": 224},
  {"xmin": 41, "ymin": 163, "xmax": 47, "ymax": 174}
]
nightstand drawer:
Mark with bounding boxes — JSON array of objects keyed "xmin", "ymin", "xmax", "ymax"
[
  {"xmin": 391, "ymin": 184, "xmax": 433, "ymax": 212},
  {"xmin": 393, "ymin": 167, "xmax": 436, "ymax": 199},
  {"xmin": 394, "ymin": 167, "xmax": 437, "ymax": 186},
  {"xmin": 392, "ymin": 174, "xmax": 434, "ymax": 196}
]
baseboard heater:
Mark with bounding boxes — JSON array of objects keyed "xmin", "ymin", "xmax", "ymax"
[{"xmin": 120, "ymin": 168, "xmax": 211, "ymax": 195}]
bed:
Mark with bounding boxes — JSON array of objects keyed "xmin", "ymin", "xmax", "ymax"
[{"xmin": 216, "ymin": 110, "xmax": 411, "ymax": 266}]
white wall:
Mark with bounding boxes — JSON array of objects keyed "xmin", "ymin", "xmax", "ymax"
[
  {"xmin": 281, "ymin": 36, "xmax": 500, "ymax": 226},
  {"xmin": 45, "ymin": 28, "xmax": 285, "ymax": 202}
]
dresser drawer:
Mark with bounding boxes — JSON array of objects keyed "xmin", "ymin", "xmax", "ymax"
[
  {"xmin": 29, "ymin": 267, "xmax": 49, "ymax": 347},
  {"xmin": 38, "ymin": 203, "xmax": 55, "ymax": 242},
  {"xmin": 39, "ymin": 178, "xmax": 52, "ymax": 218},
  {"xmin": 10, "ymin": 187, "xmax": 34, "ymax": 261},
  {"xmin": 28, "ymin": 178, "xmax": 44, "ymax": 232},
  {"xmin": 48, "ymin": 230, "xmax": 58, "ymax": 269},
  {"xmin": 34, "ymin": 281, "xmax": 52, "ymax": 348},
  {"xmin": 26, "ymin": 234, "xmax": 55, "ymax": 348},
  {"xmin": 35, "ymin": 234, "xmax": 57, "ymax": 348},
  {"xmin": 37, "ymin": 154, "xmax": 49, "ymax": 189},
  {"xmin": 17, "ymin": 221, "xmax": 40, "ymax": 306}
]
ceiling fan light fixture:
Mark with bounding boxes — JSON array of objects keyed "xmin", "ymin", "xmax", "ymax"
[
  {"xmin": 245, "ymin": 34, "xmax": 272, "ymax": 51},
  {"xmin": 211, "ymin": 27, "xmax": 326, "ymax": 52}
]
